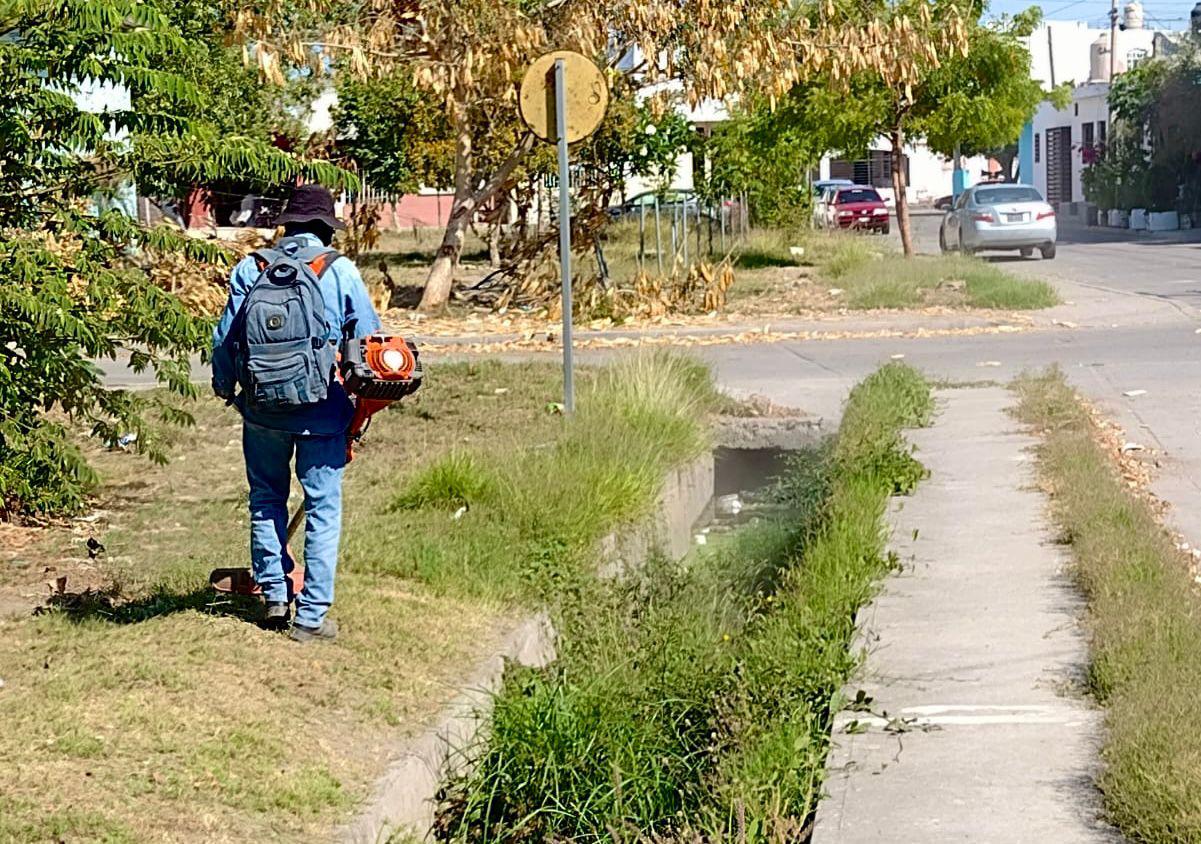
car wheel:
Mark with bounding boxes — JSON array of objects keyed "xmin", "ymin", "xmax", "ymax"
[
  {"xmin": 1040, "ymin": 242, "xmax": 1056, "ymax": 260},
  {"xmin": 882, "ymin": 223, "xmax": 890, "ymax": 236},
  {"xmin": 939, "ymin": 227, "xmax": 950, "ymax": 253},
  {"xmin": 1020, "ymin": 247, "xmax": 1034, "ymax": 258},
  {"xmin": 958, "ymin": 231, "xmax": 974, "ymax": 256}
]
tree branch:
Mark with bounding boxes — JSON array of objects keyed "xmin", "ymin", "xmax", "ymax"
[{"xmin": 471, "ymin": 133, "xmax": 536, "ymax": 207}]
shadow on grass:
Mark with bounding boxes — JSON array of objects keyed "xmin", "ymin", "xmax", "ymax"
[
  {"xmin": 367, "ymin": 248, "xmax": 491, "ymax": 267},
  {"xmin": 36, "ymin": 585, "xmax": 264, "ymax": 626},
  {"xmin": 735, "ymin": 249, "xmax": 800, "ymax": 270},
  {"xmin": 982, "ymin": 254, "xmax": 1038, "ymax": 264},
  {"xmin": 384, "ymin": 284, "xmax": 425, "ymax": 310}
]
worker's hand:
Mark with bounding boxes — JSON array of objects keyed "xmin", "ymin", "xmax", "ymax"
[{"xmin": 212, "ymin": 377, "xmax": 235, "ymax": 405}]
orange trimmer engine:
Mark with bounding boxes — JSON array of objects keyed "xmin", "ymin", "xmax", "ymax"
[{"xmin": 340, "ymin": 334, "xmax": 423, "ymax": 460}]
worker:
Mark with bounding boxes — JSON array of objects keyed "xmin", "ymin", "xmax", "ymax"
[{"xmin": 211, "ymin": 184, "xmax": 380, "ymax": 642}]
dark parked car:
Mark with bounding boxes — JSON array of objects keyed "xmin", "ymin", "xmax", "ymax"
[{"xmin": 608, "ymin": 190, "xmax": 707, "ymax": 221}]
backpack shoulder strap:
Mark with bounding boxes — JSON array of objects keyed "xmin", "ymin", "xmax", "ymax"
[
  {"xmin": 308, "ymin": 249, "xmax": 342, "ymax": 279},
  {"xmin": 266, "ymin": 236, "xmax": 340, "ymax": 279},
  {"xmin": 249, "ymin": 248, "xmax": 283, "ymax": 273}
]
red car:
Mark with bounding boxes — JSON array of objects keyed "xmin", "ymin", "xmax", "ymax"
[{"xmin": 826, "ymin": 186, "xmax": 890, "ymax": 234}]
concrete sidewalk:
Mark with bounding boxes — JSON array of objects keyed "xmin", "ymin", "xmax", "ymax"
[{"xmin": 813, "ymin": 387, "xmax": 1118, "ymax": 843}]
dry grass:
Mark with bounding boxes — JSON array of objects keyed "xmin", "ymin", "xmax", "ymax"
[
  {"xmin": 0, "ymin": 355, "xmax": 721, "ymax": 841},
  {"xmin": 0, "ymin": 361, "xmax": 569, "ymax": 842},
  {"xmin": 1013, "ymin": 369, "xmax": 1201, "ymax": 843},
  {"xmin": 361, "ymin": 224, "xmax": 1054, "ymax": 330}
]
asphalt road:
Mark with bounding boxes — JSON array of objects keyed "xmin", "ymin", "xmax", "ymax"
[
  {"xmin": 708, "ymin": 215, "xmax": 1201, "ymax": 544},
  {"xmin": 904, "ymin": 211, "xmax": 1201, "ymax": 311}
]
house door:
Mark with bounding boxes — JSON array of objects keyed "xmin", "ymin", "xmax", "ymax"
[{"xmin": 1045, "ymin": 126, "xmax": 1072, "ymax": 206}]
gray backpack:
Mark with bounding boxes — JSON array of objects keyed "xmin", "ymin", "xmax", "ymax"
[{"xmin": 234, "ymin": 237, "xmax": 341, "ymax": 409}]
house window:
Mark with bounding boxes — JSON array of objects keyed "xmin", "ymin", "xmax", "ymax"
[
  {"xmin": 1074, "ymin": 103, "xmax": 1079, "ymax": 116},
  {"xmin": 829, "ymin": 150, "xmax": 908, "ymax": 188},
  {"xmin": 1098, "ymin": 120, "xmax": 1107, "ymax": 144},
  {"xmin": 1082, "ymin": 122, "xmax": 1095, "ymax": 149},
  {"xmin": 1034, "ymin": 132, "xmax": 1041, "ymax": 164},
  {"xmin": 1127, "ymin": 48, "xmax": 1148, "ymax": 69}
]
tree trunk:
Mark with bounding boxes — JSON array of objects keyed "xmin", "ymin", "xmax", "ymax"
[
  {"xmin": 488, "ymin": 215, "xmax": 501, "ymax": 268},
  {"xmin": 419, "ymin": 124, "xmax": 534, "ymax": 312},
  {"xmin": 891, "ymin": 127, "xmax": 914, "ymax": 258},
  {"xmin": 419, "ymin": 105, "xmax": 474, "ymax": 312}
]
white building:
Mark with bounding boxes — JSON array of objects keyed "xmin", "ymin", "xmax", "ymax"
[
  {"xmin": 816, "ymin": 142, "xmax": 990, "ymax": 207},
  {"xmin": 1030, "ymin": 84, "xmax": 1110, "ymax": 208},
  {"xmin": 1023, "ymin": 3, "xmax": 1175, "ymax": 208}
]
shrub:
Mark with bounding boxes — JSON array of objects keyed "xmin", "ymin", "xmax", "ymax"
[{"xmin": 1, "ymin": 1, "xmax": 351, "ymax": 517}]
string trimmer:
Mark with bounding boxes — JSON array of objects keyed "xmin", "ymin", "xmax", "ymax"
[{"xmin": 209, "ymin": 334, "xmax": 422, "ymax": 597}]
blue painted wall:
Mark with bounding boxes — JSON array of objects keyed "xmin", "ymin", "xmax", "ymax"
[{"xmin": 1018, "ymin": 121, "xmax": 1035, "ymax": 186}]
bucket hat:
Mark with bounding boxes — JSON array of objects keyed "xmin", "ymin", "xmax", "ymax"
[{"xmin": 274, "ymin": 184, "xmax": 345, "ymax": 230}]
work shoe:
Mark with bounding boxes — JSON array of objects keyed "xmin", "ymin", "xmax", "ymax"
[
  {"xmin": 262, "ymin": 601, "xmax": 291, "ymax": 631},
  {"xmin": 289, "ymin": 618, "xmax": 338, "ymax": 643}
]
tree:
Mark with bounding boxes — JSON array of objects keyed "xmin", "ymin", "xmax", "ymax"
[
  {"xmin": 241, "ymin": 0, "xmax": 969, "ymax": 309},
  {"xmin": 700, "ymin": 86, "xmax": 864, "ymax": 228},
  {"xmin": 804, "ymin": 3, "xmax": 1046, "ymax": 255},
  {"xmin": 1102, "ymin": 46, "xmax": 1201, "ymax": 214},
  {"xmin": 332, "ymin": 69, "xmax": 455, "ymax": 195},
  {"xmin": 0, "ymin": 0, "xmax": 352, "ymax": 516}
]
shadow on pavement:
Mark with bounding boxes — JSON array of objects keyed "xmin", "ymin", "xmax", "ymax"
[{"xmin": 1056, "ymin": 226, "xmax": 1201, "ymax": 248}]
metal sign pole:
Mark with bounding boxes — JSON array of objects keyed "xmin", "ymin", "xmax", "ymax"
[{"xmin": 554, "ymin": 58, "xmax": 574, "ymax": 413}]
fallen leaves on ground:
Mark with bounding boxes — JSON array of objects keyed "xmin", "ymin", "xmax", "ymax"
[{"xmin": 417, "ymin": 323, "xmax": 1032, "ymax": 356}]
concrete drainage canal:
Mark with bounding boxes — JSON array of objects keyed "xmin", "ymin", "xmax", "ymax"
[{"xmin": 349, "ymin": 418, "xmax": 829, "ymax": 843}]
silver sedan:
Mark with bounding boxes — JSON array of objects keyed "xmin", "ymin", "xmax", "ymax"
[{"xmin": 939, "ymin": 183, "xmax": 1057, "ymax": 259}]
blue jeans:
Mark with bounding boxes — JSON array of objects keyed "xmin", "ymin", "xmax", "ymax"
[{"xmin": 243, "ymin": 421, "xmax": 347, "ymax": 628}]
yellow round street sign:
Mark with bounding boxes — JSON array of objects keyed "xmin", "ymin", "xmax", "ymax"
[{"xmin": 518, "ymin": 51, "xmax": 609, "ymax": 144}]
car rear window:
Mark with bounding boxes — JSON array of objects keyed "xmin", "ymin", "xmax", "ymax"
[
  {"xmin": 974, "ymin": 186, "xmax": 1043, "ymax": 204},
  {"xmin": 836, "ymin": 189, "xmax": 882, "ymax": 203}
]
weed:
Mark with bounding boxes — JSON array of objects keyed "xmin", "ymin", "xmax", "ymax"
[
  {"xmin": 1014, "ymin": 368, "xmax": 1201, "ymax": 843},
  {"xmin": 822, "ymin": 237, "xmax": 879, "ymax": 280},
  {"xmin": 381, "ymin": 350, "xmax": 720, "ymax": 602},
  {"xmin": 391, "ymin": 452, "xmax": 495, "ymax": 510},
  {"xmin": 436, "ymin": 364, "xmax": 933, "ymax": 842},
  {"xmin": 834, "ymin": 362, "xmax": 933, "ymax": 494}
]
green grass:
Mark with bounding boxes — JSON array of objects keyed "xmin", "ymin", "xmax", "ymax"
[
  {"xmin": 391, "ymin": 451, "xmax": 496, "ymax": 510},
  {"xmin": 379, "ymin": 351, "xmax": 719, "ymax": 601},
  {"xmin": 840, "ymin": 254, "xmax": 1059, "ymax": 310},
  {"xmin": 0, "ymin": 355, "xmax": 719, "ymax": 842},
  {"xmin": 1013, "ymin": 369, "xmax": 1201, "ymax": 843},
  {"xmin": 599, "ymin": 222, "xmax": 1056, "ymax": 314},
  {"xmin": 435, "ymin": 362, "xmax": 933, "ymax": 842}
]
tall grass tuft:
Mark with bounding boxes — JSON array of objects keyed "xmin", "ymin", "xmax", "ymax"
[
  {"xmin": 1014, "ymin": 369, "xmax": 1201, "ymax": 843},
  {"xmin": 371, "ymin": 350, "xmax": 721, "ymax": 602},
  {"xmin": 435, "ymin": 363, "xmax": 934, "ymax": 842},
  {"xmin": 391, "ymin": 452, "xmax": 495, "ymax": 510}
]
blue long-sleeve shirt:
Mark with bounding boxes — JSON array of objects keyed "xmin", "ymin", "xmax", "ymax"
[{"xmin": 211, "ymin": 232, "xmax": 382, "ymax": 436}]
